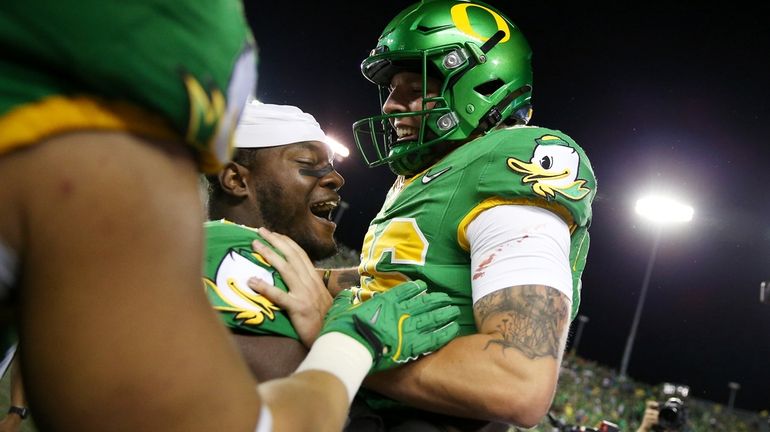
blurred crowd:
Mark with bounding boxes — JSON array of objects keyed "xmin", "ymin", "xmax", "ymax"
[{"xmin": 522, "ymin": 354, "xmax": 769, "ymax": 432}]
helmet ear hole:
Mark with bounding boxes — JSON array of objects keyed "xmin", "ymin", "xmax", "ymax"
[{"xmin": 473, "ymin": 79, "xmax": 505, "ymax": 97}]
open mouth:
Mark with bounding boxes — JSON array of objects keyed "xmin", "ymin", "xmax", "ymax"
[
  {"xmin": 310, "ymin": 200, "xmax": 339, "ymax": 221},
  {"xmin": 395, "ymin": 125, "xmax": 418, "ymax": 141}
]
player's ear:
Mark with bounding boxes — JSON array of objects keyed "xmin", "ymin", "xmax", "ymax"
[{"xmin": 218, "ymin": 162, "xmax": 250, "ymax": 198}]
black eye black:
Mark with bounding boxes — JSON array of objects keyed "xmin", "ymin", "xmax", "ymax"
[{"xmin": 539, "ymin": 156, "xmax": 553, "ymax": 169}]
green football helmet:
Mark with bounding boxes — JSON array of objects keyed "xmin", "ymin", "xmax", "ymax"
[{"xmin": 353, "ymin": 0, "xmax": 533, "ymax": 176}]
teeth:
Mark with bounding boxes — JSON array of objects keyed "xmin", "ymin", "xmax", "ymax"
[
  {"xmin": 310, "ymin": 200, "xmax": 338, "ymax": 221},
  {"xmin": 396, "ymin": 126, "xmax": 417, "ymax": 138},
  {"xmin": 310, "ymin": 201, "xmax": 339, "ymax": 210}
]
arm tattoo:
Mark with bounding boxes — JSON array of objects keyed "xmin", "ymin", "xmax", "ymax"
[
  {"xmin": 335, "ymin": 268, "xmax": 360, "ymax": 290},
  {"xmin": 474, "ymin": 285, "xmax": 569, "ymax": 359}
]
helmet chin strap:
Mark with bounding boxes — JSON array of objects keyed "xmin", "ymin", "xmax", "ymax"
[{"xmin": 476, "ymin": 84, "xmax": 533, "ymax": 133}]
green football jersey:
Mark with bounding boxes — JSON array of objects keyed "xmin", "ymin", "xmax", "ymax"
[
  {"xmin": 203, "ymin": 220, "xmax": 299, "ymax": 340},
  {"xmin": 0, "ymin": 0, "xmax": 256, "ymax": 172},
  {"xmin": 357, "ymin": 126, "xmax": 596, "ymax": 334}
]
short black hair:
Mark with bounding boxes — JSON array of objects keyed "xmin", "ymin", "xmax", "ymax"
[{"xmin": 204, "ymin": 148, "xmax": 261, "ymax": 219}]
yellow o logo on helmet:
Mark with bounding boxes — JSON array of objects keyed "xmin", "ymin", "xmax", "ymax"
[{"xmin": 450, "ymin": 3, "xmax": 510, "ymax": 43}]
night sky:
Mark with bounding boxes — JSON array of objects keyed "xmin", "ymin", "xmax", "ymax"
[{"xmin": 245, "ymin": 2, "xmax": 770, "ymax": 411}]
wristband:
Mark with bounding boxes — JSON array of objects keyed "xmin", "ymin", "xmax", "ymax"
[
  {"xmin": 295, "ymin": 332, "xmax": 372, "ymax": 403},
  {"xmin": 8, "ymin": 406, "xmax": 28, "ymax": 420}
]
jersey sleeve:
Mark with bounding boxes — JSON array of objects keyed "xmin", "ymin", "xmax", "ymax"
[
  {"xmin": 466, "ymin": 126, "xmax": 596, "ymax": 319},
  {"xmin": 477, "ymin": 127, "xmax": 596, "ymax": 229},
  {"xmin": 203, "ymin": 221, "xmax": 299, "ymax": 340}
]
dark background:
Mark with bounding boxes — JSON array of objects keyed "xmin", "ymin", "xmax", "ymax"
[{"xmin": 245, "ymin": 2, "xmax": 770, "ymax": 411}]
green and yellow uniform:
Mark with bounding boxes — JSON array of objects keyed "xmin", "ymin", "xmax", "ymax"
[
  {"xmin": 0, "ymin": 0, "xmax": 256, "ymax": 173},
  {"xmin": 203, "ymin": 220, "xmax": 298, "ymax": 340},
  {"xmin": 201, "ymin": 126, "xmax": 596, "ymax": 342},
  {"xmin": 357, "ymin": 126, "xmax": 596, "ymax": 334}
]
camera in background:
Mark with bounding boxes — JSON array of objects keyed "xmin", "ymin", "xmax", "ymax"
[{"xmin": 653, "ymin": 383, "xmax": 689, "ymax": 431}]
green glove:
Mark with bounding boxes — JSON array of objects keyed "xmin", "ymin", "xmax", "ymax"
[{"xmin": 320, "ymin": 280, "xmax": 460, "ymax": 373}]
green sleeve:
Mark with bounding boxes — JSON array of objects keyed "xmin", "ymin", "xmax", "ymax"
[
  {"xmin": 203, "ymin": 220, "xmax": 299, "ymax": 340},
  {"xmin": 477, "ymin": 127, "xmax": 596, "ymax": 227}
]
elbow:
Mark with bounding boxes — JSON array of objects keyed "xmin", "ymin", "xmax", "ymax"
[{"xmin": 486, "ymin": 378, "xmax": 555, "ymax": 428}]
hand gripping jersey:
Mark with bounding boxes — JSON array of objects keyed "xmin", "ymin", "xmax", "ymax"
[
  {"xmin": 357, "ymin": 126, "xmax": 596, "ymax": 335},
  {"xmin": 0, "ymin": 0, "xmax": 256, "ymax": 173},
  {"xmin": 203, "ymin": 220, "xmax": 299, "ymax": 340}
]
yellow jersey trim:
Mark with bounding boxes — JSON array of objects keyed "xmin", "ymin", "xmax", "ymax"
[{"xmin": 0, "ymin": 95, "xmax": 178, "ymax": 156}]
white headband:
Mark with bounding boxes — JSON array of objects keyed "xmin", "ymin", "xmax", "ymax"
[{"xmin": 234, "ymin": 101, "xmax": 328, "ymax": 149}]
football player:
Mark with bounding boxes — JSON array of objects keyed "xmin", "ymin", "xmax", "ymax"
[
  {"xmin": 0, "ymin": 1, "xmax": 459, "ymax": 431},
  {"xmin": 332, "ymin": 0, "xmax": 598, "ymax": 430},
  {"xmin": 203, "ymin": 102, "xmax": 459, "ymax": 422},
  {"xmin": 203, "ymin": 103, "xmax": 345, "ymax": 377},
  {"xmin": 203, "ymin": 102, "xmax": 457, "ymax": 382}
]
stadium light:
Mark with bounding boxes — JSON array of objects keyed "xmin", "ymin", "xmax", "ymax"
[
  {"xmin": 619, "ymin": 195, "xmax": 694, "ymax": 379},
  {"xmin": 325, "ymin": 135, "xmax": 350, "ymax": 159},
  {"xmin": 635, "ymin": 195, "xmax": 693, "ymax": 224}
]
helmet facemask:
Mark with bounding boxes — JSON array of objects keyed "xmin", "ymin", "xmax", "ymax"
[
  {"xmin": 353, "ymin": 0, "xmax": 534, "ymax": 176},
  {"xmin": 354, "ymin": 47, "xmax": 464, "ymax": 176}
]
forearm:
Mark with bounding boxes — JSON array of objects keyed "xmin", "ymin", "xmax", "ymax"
[
  {"xmin": 232, "ymin": 334, "xmax": 308, "ymax": 382},
  {"xmin": 8, "ymin": 357, "xmax": 25, "ymax": 407},
  {"xmin": 364, "ymin": 332, "xmax": 560, "ymax": 427},
  {"xmin": 320, "ymin": 267, "xmax": 359, "ymax": 296},
  {"xmin": 259, "ymin": 370, "xmax": 349, "ymax": 432},
  {"xmin": 0, "ymin": 359, "xmax": 26, "ymax": 431},
  {"xmin": 260, "ymin": 332, "xmax": 373, "ymax": 432}
]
